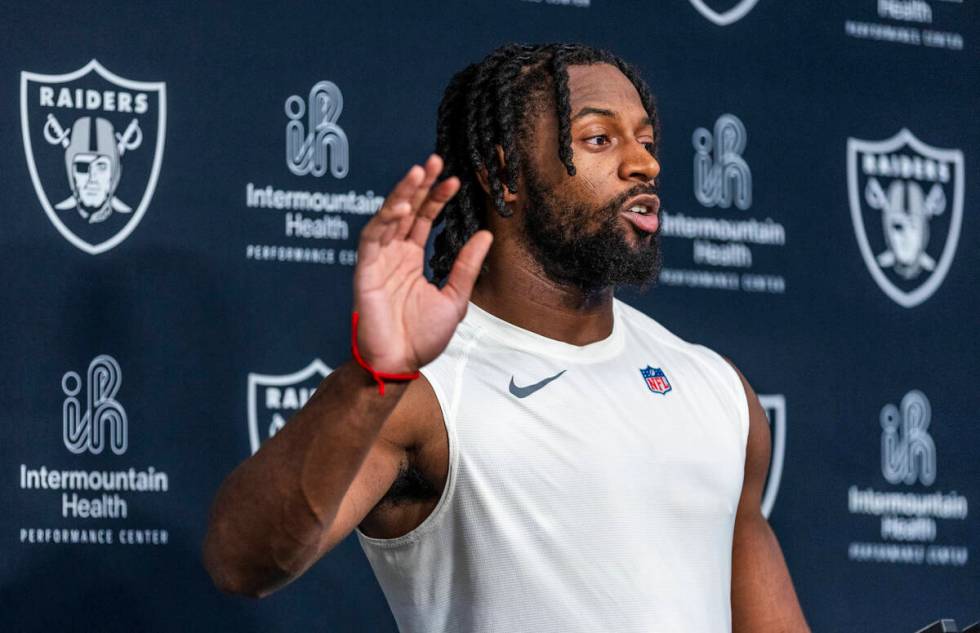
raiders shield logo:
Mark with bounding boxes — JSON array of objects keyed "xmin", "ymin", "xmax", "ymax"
[
  {"xmin": 757, "ymin": 394, "xmax": 785, "ymax": 519},
  {"xmin": 847, "ymin": 129, "xmax": 964, "ymax": 308},
  {"xmin": 20, "ymin": 60, "xmax": 166, "ymax": 254},
  {"xmin": 247, "ymin": 359, "xmax": 331, "ymax": 455},
  {"xmin": 688, "ymin": 0, "xmax": 760, "ymax": 26}
]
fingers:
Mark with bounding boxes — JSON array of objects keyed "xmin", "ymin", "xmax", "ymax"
[
  {"xmin": 389, "ymin": 163, "xmax": 428, "ymax": 211},
  {"xmin": 358, "ymin": 200, "xmax": 411, "ymax": 265},
  {"xmin": 441, "ymin": 230, "xmax": 493, "ymax": 311},
  {"xmin": 395, "ymin": 154, "xmax": 443, "ymax": 241},
  {"xmin": 359, "ymin": 163, "xmax": 423, "ymax": 245},
  {"xmin": 359, "ymin": 155, "xmax": 457, "ymax": 263},
  {"xmin": 409, "ymin": 154, "xmax": 443, "ymax": 211},
  {"xmin": 408, "ymin": 176, "xmax": 460, "ymax": 247}
]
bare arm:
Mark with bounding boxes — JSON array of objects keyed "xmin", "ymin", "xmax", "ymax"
[
  {"xmin": 727, "ymin": 361, "xmax": 811, "ymax": 632},
  {"xmin": 202, "ymin": 155, "xmax": 492, "ymax": 598}
]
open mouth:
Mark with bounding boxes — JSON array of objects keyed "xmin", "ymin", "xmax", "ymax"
[{"xmin": 620, "ymin": 194, "xmax": 661, "ymax": 234}]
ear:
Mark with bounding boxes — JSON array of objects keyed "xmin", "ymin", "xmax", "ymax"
[
  {"xmin": 475, "ymin": 146, "xmax": 519, "ymax": 204},
  {"xmin": 475, "ymin": 165, "xmax": 491, "ymax": 195},
  {"xmin": 495, "ymin": 146, "xmax": 519, "ymax": 204}
]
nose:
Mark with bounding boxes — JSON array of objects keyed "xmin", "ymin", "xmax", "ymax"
[{"xmin": 619, "ymin": 140, "xmax": 660, "ymax": 184}]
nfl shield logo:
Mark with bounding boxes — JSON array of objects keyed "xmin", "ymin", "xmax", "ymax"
[
  {"xmin": 640, "ymin": 366, "xmax": 672, "ymax": 395},
  {"xmin": 846, "ymin": 129, "xmax": 964, "ymax": 308},
  {"xmin": 247, "ymin": 359, "xmax": 331, "ymax": 454},
  {"xmin": 21, "ymin": 60, "xmax": 166, "ymax": 254}
]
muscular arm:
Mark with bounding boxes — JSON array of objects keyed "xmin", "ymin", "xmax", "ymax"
[
  {"xmin": 202, "ymin": 363, "xmax": 432, "ymax": 597},
  {"xmin": 727, "ymin": 361, "xmax": 811, "ymax": 632},
  {"xmin": 202, "ymin": 156, "xmax": 491, "ymax": 598}
]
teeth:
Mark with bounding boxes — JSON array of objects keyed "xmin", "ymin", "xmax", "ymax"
[{"xmin": 629, "ymin": 205, "xmax": 647, "ymax": 214}]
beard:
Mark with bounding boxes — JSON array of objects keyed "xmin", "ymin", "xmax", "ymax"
[{"xmin": 521, "ymin": 168, "xmax": 662, "ymax": 294}]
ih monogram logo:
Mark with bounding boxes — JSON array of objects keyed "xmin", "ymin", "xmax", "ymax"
[
  {"xmin": 285, "ymin": 81, "xmax": 349, "ymax": 178},
  {"xmin": 62, "ymin": 354, "xmax": 128, "ymax": 455},
  {"xmin": 880, "ymin": 389, "xmax": 936, "ymax": 486},
  {"xmin": 693, "ymin": 113, "xmax": 752, "ymax": 210}
]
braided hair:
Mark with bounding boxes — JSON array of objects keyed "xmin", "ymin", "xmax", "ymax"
[{"xmin": 429, "ymin": 43, "xmax": 659, "ymax": 285}]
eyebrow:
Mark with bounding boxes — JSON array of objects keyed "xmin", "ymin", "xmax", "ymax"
[
  {"xmin": 571, "ymin": 106, "xmax": 654, "ymax": 128},
  {"xmin": 571, "ymin": 106, "xmax": 615, "ymax": 121}
]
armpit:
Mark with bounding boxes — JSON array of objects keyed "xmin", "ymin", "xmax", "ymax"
[{"xmin": 378, "ymin": 459, "xmax": 440, "ymax": 506}]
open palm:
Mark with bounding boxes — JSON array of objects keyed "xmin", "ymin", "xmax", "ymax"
[{"xmin": 354, "ymin": 154, "xmax": 492, "ymax": 375}]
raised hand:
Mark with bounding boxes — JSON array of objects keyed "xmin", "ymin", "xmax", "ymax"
[{"xmin": 354, "ymin": 154, "xmax": 492, "ymax": 375}]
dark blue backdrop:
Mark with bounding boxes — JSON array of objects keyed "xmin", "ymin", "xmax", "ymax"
[{"xmin": 2, "ymin": 1, "xmax": 977, "ymax": 631}]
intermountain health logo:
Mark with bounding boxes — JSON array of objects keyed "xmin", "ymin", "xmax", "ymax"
[
  {"xmin": 693, "ymin": 113, "xmax": 752, "ymax": 210},
  {"xmin": 21, "ymin": 60, "xmax": 166, "ymax": 254},
  {"xmin": 243, "ymin": 81, "xmax": 380, "ymax": 266},
  {"xmin": 880, "ymin": 389, "xmax": 935, "ymax": 486},
  {"xmin": 62, "ymin": 355, "xmax": 127, "ymax": 455},
  {"xmin": 659, "ymin": 112, "xmax": 787, "ymax": 295},
  {"xmin": 285, "ymin": 81, "xmax": 349, "ymax": 178},
  {"xmin": 688, "ymin": 0, "xmax": 760, "ymax": 25},
  {"xmin": 847, "ymin": 129, "xmax": 964, "ymax": 308},
  {"xmin": 845, "ymin": 389, "xmax": 969, "ymax": 567},
  {"xmin": 247, "ymin": 359, "xmax": 331, "ymax": 454},
  {"xmin": 18, "ymin": 354, "xmax": 171, "ymax": 547}
]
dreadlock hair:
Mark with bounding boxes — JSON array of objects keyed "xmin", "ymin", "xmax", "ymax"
[{"xmin": 429, "ymin": 42, "xmax": 659, "ymax": 285}]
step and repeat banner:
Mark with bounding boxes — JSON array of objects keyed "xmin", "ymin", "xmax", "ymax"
[{"xmin": 1, "ymin": 1, "xmax": 977, "ymax": 631}]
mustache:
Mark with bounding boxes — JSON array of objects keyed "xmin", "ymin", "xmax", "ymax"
[{"xmin": 604, "ymin": 183, "xmax": 659, "ymax": 213}]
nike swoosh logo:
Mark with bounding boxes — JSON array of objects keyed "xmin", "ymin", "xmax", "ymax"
[{"xmin": 509, "ymin": 370, "xmax": 567, "ymax": 398}]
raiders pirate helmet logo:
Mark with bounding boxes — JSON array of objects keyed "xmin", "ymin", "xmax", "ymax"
[
  {"xmin": 21, "ymin": 60, "xmax": 166, "ymax": 254},
  {"xmin": 847, "ymin": 129, "xmax": 964, "ymax": 308}
]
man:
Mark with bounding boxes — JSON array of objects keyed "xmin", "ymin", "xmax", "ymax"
[
  {"xmin": 59, "ymin": 116, "xmax": 130, "ymax": 223},
  {"xmin": 204, "ymin": 43, "xmax": 810, "ymax": 632}
]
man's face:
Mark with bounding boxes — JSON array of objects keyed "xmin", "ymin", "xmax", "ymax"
[
  {"xmin": 72, "ymin": 153, "xmax": 113, "ymax": 209},
  {"xmin": 518, "ymin": 63, "xmax": 662, "ymax": 292},
  {"xmin": 882, "ymin": 181, "xmax": 927, "ymax": 267},
  {"xmin": 884, "ymin": 208, "xmax": 923, "ymax": 267}
]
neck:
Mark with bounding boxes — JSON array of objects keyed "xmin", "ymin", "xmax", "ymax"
[{"xmin": 470, "ymin": 237, "xmax": 614, "ymax": 346}]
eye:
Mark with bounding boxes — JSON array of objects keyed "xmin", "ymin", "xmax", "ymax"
[{"xmin": 584, "ymin": 134, "xmax": 611, "ymax": 146}]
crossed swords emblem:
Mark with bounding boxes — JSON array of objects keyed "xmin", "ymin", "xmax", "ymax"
[{"xmin": 42, "ymin": 113, "xmax": 142, "ymax": 219}]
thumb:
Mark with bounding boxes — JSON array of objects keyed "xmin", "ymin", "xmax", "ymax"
[{"xmin": 441, "ymin": 230, "xmax": 493, "ymax": 311}]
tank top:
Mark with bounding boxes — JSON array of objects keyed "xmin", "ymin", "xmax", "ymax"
[{"xmin": 355, "ymin": 298, "xmax": 749, "ymax": 632}]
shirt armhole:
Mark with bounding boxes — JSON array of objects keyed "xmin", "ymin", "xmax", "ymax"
[
  {"xmin": 355, "ymin": 327, "xmax": 481, "ymax": 549},
  {"xmin": 696, "ymin": 345, "xmax": 751, "ymax": 453}
]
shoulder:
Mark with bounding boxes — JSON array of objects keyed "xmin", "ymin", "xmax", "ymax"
[
  {"xmin": 615, "ymin": 298, "xmax": 738, "ymax": 379},
  {"xmin": 417, "ymin": 310, "xmax": 486, "ymax": 417},
  {"xmin": 374, "ymin": 315, "xmax": 485, "ymax": 455},
  {"xmin": 616, "ymin": 298, "xmax": 715, "ymax": 355},
  {"xmin": 720, "ymin": 358, "xmax": 773, "ymax": 505},
  {"xmin": 616, "ymin": 298, "xmax": 751, "ymax": 439}
]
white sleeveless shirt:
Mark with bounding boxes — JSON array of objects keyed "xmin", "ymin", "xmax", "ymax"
[{"xmin": 356, "ymin": 299, "xmax": 749, "ymax": 632}]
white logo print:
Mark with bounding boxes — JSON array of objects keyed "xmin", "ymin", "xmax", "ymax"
[
  {"xmin": 847, "ymin": 129, "xmax": 964, "ymax": 308},
  {"xmin": 247, "ymin": 359, "xmax": 331, "ymax": 454},
  {"xmin": 881, "ymin": 390, "xmax": 936, "ymax": 486},
  {"xmin": 758, "ymin": 394, "xmax": 785, "ymax": 518},
  {"xmin": 693, "ymin": 113, "xmax": 752, "ymax": 210},
  {"xmin": 21, "ymin": 60, "xmax": 166, "ymax": 255},
  {"xmin": 688, "ymin": 0, "xmax": 760, "ymax": 26},
  {"xmin": 62, "ymin": 354, "xmax": 127, "ymax": 455},
  {"xmin": 285, "ymin": 81, "xmax": 349, "ymax": 178}
]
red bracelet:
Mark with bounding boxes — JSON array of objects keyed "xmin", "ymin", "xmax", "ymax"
[{"xmin": 351, "ymin": 311, "xmax": 421, "ymax": 395}]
